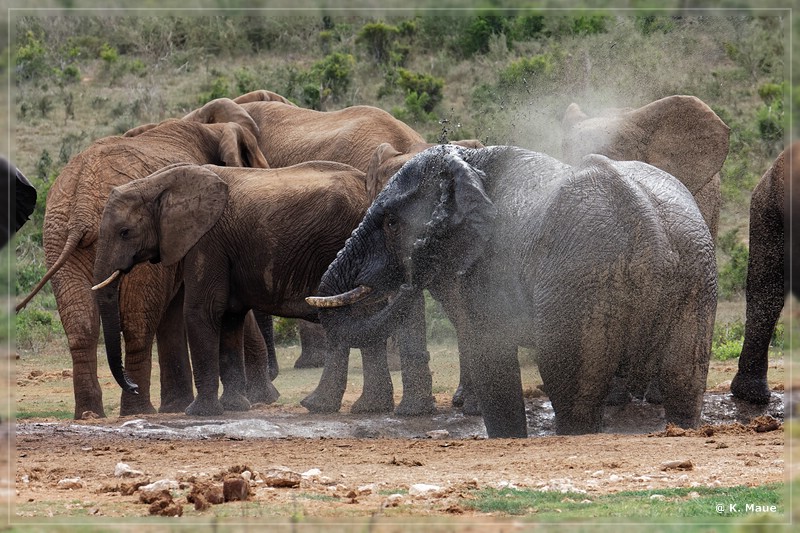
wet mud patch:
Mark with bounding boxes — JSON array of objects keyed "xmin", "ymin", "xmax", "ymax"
[{"xmin": 16, "ymin": 391, "xmax": 785, "ymax": 441}]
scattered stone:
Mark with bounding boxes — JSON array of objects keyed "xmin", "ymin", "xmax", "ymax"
[
  {"xmin": 191, "ymin": 492, "xmax": 210, "ymax": 511},
  {"xmin": 382, "ymin": 494, "xmax": 403, "ymax": 508},
  {"xmin": 140, "ymin": 479, "xmax": 179, "ymax": 492},
  {"xmin": 223, "ymin": 478, "xmax": 250, "ymax": 502},
  {"xmin": 660, "ymin": 460, "xmax": 694, "ymax": 471},
  {"xmin": 145, "ymin": 490, "xmax": 182, "ymax": 517},
  {"xmin": 650, "ymin": 494, "xmax": 665, "ymax": 501},
  {"xmin": 262, "ymin": 467, "xmax": 301, "ymax": 488},
  {"xmin": 114, "ymin": 462, "xmax": 143, "ymax": 478},
  {"xmin": 188, "ymin": 481, "xmax": 224, "ymax": 506},
  {"xmin": 663, "ymin": 424, "xmax": 686, "ymax": 437},
  {"xmin": 426, "ymin": 430, "xmax": 450, "ymax": 439},
  {"xmin": 140, "ymin": 489, "xmax": 171, "ymax": 505},
  {"xmin": 409, "ymin": 483, "xmax": 443, "ymax": 498},
  {"xmin": 301, "ymin": 468, "xmax": 322, "ymax": 480},
  {"xmin": 751, "ymin": 416, "xmax": 781, "ymax": 433},
  {"xmin": 688, "ymin": 491, "xmax": 701, "ymax": 499},
  {"xmin": 120, "ymin": 481, "xmax": 149, "ymax": 495},
  {"xmin": 715, "ymin": 442, "xmax": 729, "ymax": 449},
  {"xmin": 240, "ymin": 470, "xmax": 252, "ymax": 482},
  {"xmin": 357, "ymin": 483, "xmax": 375, "ymax": 495},
  {"xmin": 80, "ymin": 411, "xmax": 99, "ymax": 420},
  {"xmin": 57, "ymin": 477, "xmax": 82, "ymax": 490}
]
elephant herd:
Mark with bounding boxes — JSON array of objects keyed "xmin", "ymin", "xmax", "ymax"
[{"xmin": 14, "ymin": 90, "xmax": 794, "ymax": 438}]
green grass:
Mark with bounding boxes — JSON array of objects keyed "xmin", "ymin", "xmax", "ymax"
[{"xmin": 466, "ymin": 483, "xmax": 786, "ymax": 520}]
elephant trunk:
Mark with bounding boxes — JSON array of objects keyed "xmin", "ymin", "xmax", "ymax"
[{"xmin": 93, "ymin": 273, "xmax": 139, "ymax": 395}]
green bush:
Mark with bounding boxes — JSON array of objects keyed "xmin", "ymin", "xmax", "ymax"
[
  {"xmin": 273, "ymin": 317, "xmax": 299, "ymax": 345},
  {"xmin": 635, "ymin": 15, "xmax": 676, "ymax": 36},
  {"xmin": 459, "ymin": 15, "xmax": 512, "ymax": 57},
  {"xmin": 198, "ymin": 75, "xmax": 231, "ymax": 105},
  {"xmin": 234, "ymin": 67, "xmax": 260, "ymax": 95},
  {"xmin": 717, "ymin": 229, "xmax": 749, "ymax": 300},
  {"xmin": 395, "ymin": 68, "xmax": 444, "ymax": 113},
  {"xmin": 511, "ymin": 14, "xmax": 546, "ymax": 40},
  {"xmin": 15, "ymin": 30, "xmax": 50, "ymax": 81},
  {"xmin": 756, "ymin": 102, "xmax": 784, "ymax": 145},
  {"xmin": 16, "ymin": 308, "xmax": 64, "ymax": 353},
  {"xmin": 60, "ymin": 64, "xmax": 81, "ymax": 83},
  {"xmin": 713, "ymin": 339, "xmax": 744, "ymax": 361},
  {"xmin": 99, "ymin": 43, "xmax": 119, "ymax": 63},
  {"xmin": 310, "ymin": 52, "xmax": 355, "ymax": 103},
  {"xmin": 498, "ymin": 54, "xmax": 554, "ymax": 86},
  {"xmin": 356, "ymin": 21, "xmax": 399, "ymax": 64}
]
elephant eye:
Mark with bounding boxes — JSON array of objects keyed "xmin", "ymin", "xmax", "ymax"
[{"xmin": 119, "ymin": 228, "xmax": 130, "ymax": 239}]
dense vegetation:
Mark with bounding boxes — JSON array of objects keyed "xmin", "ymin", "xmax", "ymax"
[{"xmin": 6, "ymin": 11, "xmax": 790, "ymax": 353}]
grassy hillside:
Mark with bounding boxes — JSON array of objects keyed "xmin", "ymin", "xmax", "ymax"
[{"xmin": 6, "ymin": 10, "xmax": 790, "ymax": 348}]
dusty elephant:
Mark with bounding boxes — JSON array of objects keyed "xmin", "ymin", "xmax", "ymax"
[
  {"xmin": 561, "ymin": 94, "xmax": 730, "ymax": 241},
  {"xmin": 15, "ymin": 118, "xmax": 277, "ymax": 418},
  {"xmin": 307, "ymin": 145, "xmax": 717, "ymax": 437},
  {"xmin": 731, "ymin": 142, "xmax": 798, "ymax": 404},
  {"xmin": 92, "ymin": 161, "xmax": 401, "ymax": 416}
]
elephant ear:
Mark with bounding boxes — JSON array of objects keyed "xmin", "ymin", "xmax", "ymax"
[
  {"xmin": 123, "ymin": 122, "xmax": 160, "ymax": 137},
  {"xmin": 218, "ymin": 122, "xmax": 270, "ymax": 169},
  {"xmin": 365, "ymin": 143, "xmax": 404, "ymax": 200},
  {"xmin": 624, "ymin": 95, "xmax": 730, "ymax": 194},
  {"xmin": 422, "ymin": 151, "xmax": 497, "ymax": 277},
  {"xmin": 145, "ymin": 165, "xmax": 229, "ymax": 266},
  {"xmin": 183, "ymin": 97, "xmax": 261, "ymax": 140}
]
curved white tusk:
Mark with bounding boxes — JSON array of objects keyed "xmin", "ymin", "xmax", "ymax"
[
  {"xmin": 305, "ymin": 285, "xmax": 373, "ymax": 308},
  {"xmin": 91, "ymin": 270, "xmax": 122, "ymax": 290}
]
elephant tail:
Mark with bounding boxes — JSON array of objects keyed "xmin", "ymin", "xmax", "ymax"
[{"xmin": 15, "ymin": 229, "xmax": 83, "ymax": 313}]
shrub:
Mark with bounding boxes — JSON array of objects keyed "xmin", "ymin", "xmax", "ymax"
[
  {"xmin": 16, "ymin": 308, "xmax": 64, "ymax": 353},
  {"xmin": 15, "ymin": 30, "xmax": 50, "ymax": 81},
  {"xmin": 717, "ymin": 229, "xmax": 749, "ymax": 299},
  {"xmin": 356, "ymin": 21, "xmax": 399, "ymax": 64},
  {"xmin": 234, "ymin": 68, "xmax": 260, "ymax": 95},
  {"xmin": 459, "ymin": 15, "xmax": 512, "ymax": 57},
  {"xmin": 273, "ymin": 317, "xmax": 299, "ymax": 345},
  {"xmin": 635, "ymin": 15, "xmax": 676, "ymax": 36},
  {"xmin": 99, "ymin": 43, "xmax": 119, "ymax": 63},
  {"xmin": 198, "ymin": 75, "xmax": 231, "ymax": 105},
  {"xmin": 511, "ymin": 14, "xmax": 546, "ymax": 40},
  {"xmin": 60, "ymin": 64, "xmax": 80, "ymax": 83},
  {"xmin": 395, "ymin": 68, "xmax": 444, "ymax": 113},
  {"xmin": 756, "ymin": 102, "xmax": 784, "ymax": 145},
  {"xmin": 713, "ymin": 339, "xmax": 744, "ymax": 361},
  {"xmin": 498, "ymin": 54, "xmax": 554, "ymax": 87},
  {"xmin": 310, "ymin": 52, "xmax": 355, "ymax": 103}
]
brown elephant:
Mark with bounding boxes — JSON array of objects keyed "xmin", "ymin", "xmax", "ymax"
[
  {"xmin": 92, "ymin": 162, "xmax": 388, "ymax": 416},
  {"xmin": 731, "ymin": 142, "xmax": 798, "ymax": 404},
  {"xmin": 15, "ymin": 118, "xmax": 277, "ymax": 419},
  {"xmin": 561, "ymin": 95, "xmax": 730, "ymax": 241},
  {"xmin": 178, "ymin": 93, "xmax": 443, "ymax": 415}
]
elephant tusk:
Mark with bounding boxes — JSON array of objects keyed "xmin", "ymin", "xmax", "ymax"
[
  {"xmin": 305, "ymin": 285, "xmax": 373, "ymax": 308},
  {"xmin": 91, "ymin": 270, "xmax": 121, "ymax": 291}
]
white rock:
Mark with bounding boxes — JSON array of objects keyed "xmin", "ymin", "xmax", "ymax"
[
  {"xmin": 608, "ymin": 474, "xmax": 623, "ymax": 483},
  {"xmin": 591, "ymin": 470, "xmax": 604, "ymax": 477},
  {"xmin": 650, "ymin": 494, "xmax": 665, "ymax": 500},
  {"xmin": 301, "ymin": 468, "xmax": 322, "ymax": 479},
  {"xmin": 57, "ymin": 477, "xmax": 82, "ymax": 490},
  {"xmin": 241, "ymin": 470, "xmax": 252, "ymax": 481},
  {"xmin": 357, "ymin": 483, "xmax": 375, "ymax": 495},
  {"xmin": 114, "ymin": 462, "xmax": 143, "ymax": 477},
  {"xmin": 409, "ymin": 483, "xmax": 442, "ymax": 497},
  {"xmin": 140, "ymin": 479, "xmax": 179, "ymax": 492},
  {"xmin": 382, "ymin": 493, "xmax": 404, "ymax": 508},
  {"xmin": 688, "ymin": 491, "xmax": 701, "ymax": 499},
  {"xmin": 426, "ymin": 430, "xmax": 450, "ymax": 439}
]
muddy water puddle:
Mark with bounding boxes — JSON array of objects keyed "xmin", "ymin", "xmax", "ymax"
[{"xmin": 16, "ymin": 391, "xmax": 787, "ymax": 441}]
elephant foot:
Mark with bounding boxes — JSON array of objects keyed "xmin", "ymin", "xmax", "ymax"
[
  {"xmin": 73, "ymin": 401, "xmax": 107, "ymax": 420},
  {"xmin": 300, "ymin": 389, "xmax": 343, "ymax": 414},
  {"xmin": 351, "ymin": 392, "xmax": 394, "ymax": 414},
  {"xmin": 644, "ymin": 381, "xmax": 663, "ymax": 405},
  {"xmin": 159, "ymin": 394, "xmax": 194, "ymax": 413},
  {"xmin": 119, "ymin": 394, "xmax": 157, "ymax": 417},
  {"xmin": 395, "ymin": 394, "xmax": 436, "ymax": 416},
  {"xmin": 460, "ymin": 393, "xmax": 482, "ymax": 416},
  {"xmin": 293, "ymin": 352, "xmax": 326, "ymax": 369},
  {"xmin": 247, "ymin": 381, "xmax": 281, "ymax": 405},
  {"xmin": 730, "ymin": 372, "xmax": 772, "ymax": 405},
  {"xmin": 185, "ymin": 396, "xmax": 225, "ymax": 416},
  {"xmin": 451, "ymin": 384, "xmax": 466, "ymax": 408},
  {"xmin": 605, "ymin": 387, "xmax": 631, "ymax": 406},
  {"xmin": 220, "ymin": 391, "xmax": 251, "ymax": 412},
  {"xmin": 554, "ymin": 416, "xmax": 601, "ymax": 435}
]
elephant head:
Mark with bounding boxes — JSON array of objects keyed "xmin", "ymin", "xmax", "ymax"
[
  {"xmin": 93, "ymin": 164, "xmax": 229, "ymax": 393},
  {"xmin": 364, "ymin": 139, "xmax": 486, "ymax": 199},
  {"xmin": 307, "ymin": 145, "xmax": 496, "ymax": 345},
  {"xmin": 561, "ymin": 95, "xmax": 730, "ymax": 238}
]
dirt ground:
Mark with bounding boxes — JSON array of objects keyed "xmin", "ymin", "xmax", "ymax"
[{"xmin": 8, "ymin": 392, "xmax": 793, "ymax": 525}]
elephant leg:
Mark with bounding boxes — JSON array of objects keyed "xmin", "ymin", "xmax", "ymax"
[
  {"xmin": 118, "ymin": 325, "xmax": 156, "ymax": 416},
  {"xmin": 300, "ymin": 343, "xmax": 350, "ymax": 413},
  {"xmin": 155, "ymin": 286, "xmax": 193, "ymax": 413},
  {"xmin": 351, "ymin": 342, "xmax": 395, "ymax": 414},
  {"xmin": 659, "ymin": 301, "xmax": 713, "ymax": 429},
  {"xmin": 252, "ymin": 310, "xmax": 278, "ymax": 381},
  {"xmin": 52, "ymin": 274, "xmax": 106, "ymax": 419},
  {"xmin": 731, "ymin": 207, "xmax": 784, "ymax": 404},
  {"xmin": 218, "ymin": 312, "xmax": 251, "ymax": 412},
  {"xmin": 465, "ymin": 333, "xmax": 527, "ymax": 438},
  {"xmin": 243, "ymin": 311, "xmax": 280, "ymax": 405},
  {"xmin": 395, "ymin": 291, "xmax": 435, "ymax": 416},
  {"xmin": 184, "ymin": 306, "xmax": 224, "ymax": 417},
  {"xmin": 294, "ymin": 320, "xmax": 329, "ymax": 369}
]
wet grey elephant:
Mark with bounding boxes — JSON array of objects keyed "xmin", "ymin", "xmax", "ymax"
[
  {"xmin": 1, "ymin": 156, "xmax": 37, "ymax": 248},
  {"xmin": 561, "ymin": 94, "xmax": 730, "ymax": 241},
  {"xmin": 92, "ymin": 161, "xmax": 393, "ymax": 416},
  {"xmin": 731, "ymin": 142, "xmax": 798, "ymax": 404},
  {"xmin": 306, "ymin": 145, "xmax": 717, "ymax": 437},
  {"xmin": 15, "ymin": 118, "xmax": 274, "ymax": 418}
]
